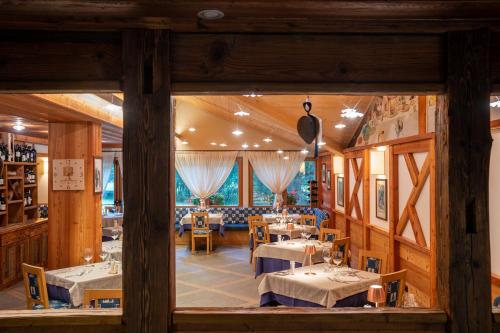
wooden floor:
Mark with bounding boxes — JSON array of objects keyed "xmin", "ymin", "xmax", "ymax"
[{"xmin": 0, "ymin": 245, "xmax": 260, "ymax": 310}]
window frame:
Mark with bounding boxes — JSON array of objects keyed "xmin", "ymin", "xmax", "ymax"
[{"xmin": 175, "ymin": 156, "xmax": 243, "ymax": 208}]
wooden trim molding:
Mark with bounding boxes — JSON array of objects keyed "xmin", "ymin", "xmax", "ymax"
[
  {"xmin": 343, "ymin": 133, "xmax": 435, "ymax": 153},
  {"xmin": 491, "ymin": 119, "xmax": 500, "ymax": 129}
]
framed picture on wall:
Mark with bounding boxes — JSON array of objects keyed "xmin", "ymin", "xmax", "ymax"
[
  {"xmin": 321, "ymin": 163, "xmax": 326, "ymax": 183},
  {"xmin": 326, "ymin": 170, "xmax": 331, "ymax": 190},
  {"xmin": 337, "ymin": 176, "xmax": 344, "ymax": 207},
  {"xmin": 375, "ymin": 178, "xmax": 388, "ymax": 220},
  {"xmin": 94, "ymin": 157, "xmax": 103, "ymax": 193}
]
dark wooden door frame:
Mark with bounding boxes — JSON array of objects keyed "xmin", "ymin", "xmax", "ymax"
[{"xmin": 0, "ymin": 28, "xmax": 496, "ymax": 333}]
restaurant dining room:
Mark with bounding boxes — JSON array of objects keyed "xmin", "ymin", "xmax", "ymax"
[{"xmin": 0, "ymin": 92, "xmax": 498, "ymax": 312}]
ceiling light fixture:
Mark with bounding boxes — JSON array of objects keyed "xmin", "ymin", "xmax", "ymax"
[
  {"xmin": 340, "ymin": 107, "xmax": 363, "ymax": 119},
  {"xmin": 253, "ymin": 144, "xmax": 260, "ymax": 148},
  {"xmin": 210, "ymin": 142, "xmax": 217, "ymax": 146},
  {"xmin": 317, "ymin": 141, "xmax": 326, "ymax": 146},
  {"xmin": 335, "ymin": 123, "xmax": 347, "ymax": 129},
  {"xmin": 197, "ymin": 9, "xmax": 224, "ymax": 20},
  {"xmin": 242, "ymin": 144, "xmax": 249, "ymax": 149},
  {"xmin": 301, "ymin": 149, "xmax": 309, "ymax": 154},
  {"xmin": 283, "ymin": 156, "xmax": 290, "ymax": 160},
  {"xmin": 13, "ymin": 123, "xmax": 25, "ymax": 131},
  {"xmin": 243, "ymin": 92, "xmax": 263, "ymax": 98},
  {"xmin": 234, "ymin": 110, "xmax": 250, "ymax": 117},
  {"xmin": 219, "ymin": 143, "xmax": 228, "ymax": 147},
  {"xmin": 263, "ymin": 137, "xmax": 272, "ymax": 143},
  {"xmin": 277, "ymin": 149, "xmax": 284, "ymax": 154},
  {"xmin": 181, "ymin": 140, "xmax": 189, "ymax": 145},
  {"xmin": 232, "ymin": 129, "xmax": 243, "ymax": 136},
  {"xmin": 188, "ymin": 127, "xmax": 196, "ymax": 132}
]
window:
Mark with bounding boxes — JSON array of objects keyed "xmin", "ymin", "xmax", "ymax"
[
  {"xmin": 252, "ymin": 172, "xmax": 274, "ymax": 206},
  {"xmin": 175, "ymin": 161, "xmax": 240, "ymax": 206},
  {"xmin": 102, "ymin": 163, "xmax": 115, "ymax": 206},
  {"xmin": 286, "ymin": 160, "xmax": 316, "ymax": 206}
]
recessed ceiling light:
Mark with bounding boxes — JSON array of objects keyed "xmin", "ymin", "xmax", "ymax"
[
  {"xmin": 340, "ymin": 108, "xmax": 363, "ymax": 119},
  {"xmin": 13, "ymin": 124, "xmax": 25, "ymax": 131},
  {"xmin": 335, "ymin": 123, "xmax": 346, "ymax": 129},
  {"xmin": 210, "ymin": 142, "xmax": 217, "ymax": 146},
  {"xmin": 188, "ymin": 127, "xmax": 196, "ymax": 132},
  {"xmin": 219, "ymin": 143, "xmax": 227, "ymax": 147},
  {"xmin": 243, "ymin": 92, "xmax": 263, "ymax": 98},
  {"xmin": 277, "ymin": 150, "xmax": 284, "ymax": 154},
  {"xmin": 181, "ymin": 140, "xmax": 189, "ymax": 145},
  {"xmin": 234, "ymin": 110, "xmax": 250, "ymax": 117},
  {"xmin": 242, "ymin": 144, "xmax": 249, "ymax": 149},
  {"xmin": 232, "ymin": 129, "xmax": 243, "ymax": 136},
  {"xmin": 197, "ymin": 9, "xmax": 224, "ymax": 20},
  {"xmin": 283, "ymin": 156, "xmax": 289, "ymax": 160},
  {"xmin": 317, "ymin": 141, "xmax": 326, "ymax": 146},
  {"xmin": 263, "ymin": 137, "xmax": 272, "ymax": 143},
  {"xmin": 301, "ymin": 149, "xmax": 309, "ymax": 154},
  {"xmin": 253, "ymin": 144, "xmax": 260, "ymax": 148}
]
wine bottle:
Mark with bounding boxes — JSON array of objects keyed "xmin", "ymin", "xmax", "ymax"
[
  {"xmin": 0, "ymin": 193, "xmax": 6, "ymax": 211},
  {"xmin": 14, "ymin": 144, "xmax": 20, "ymax": 162}
]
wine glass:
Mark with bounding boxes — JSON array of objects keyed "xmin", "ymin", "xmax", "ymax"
[
  {"xmin": 331, "ymin": 251, "xmax": 343, "ymax": 272},
  {"xmin": 322, "ymin": 248, "xmax": 331, "ymax": 272},
  {"xmin": 305, "ymin": 232, "xmax": 312, "ymax": 242},
  {"xmin": 99, "ymin": 251, "xmax": 108, "ymax": 263},
  {"xmin": 111, "ymin": 228, "xmax": 120, "ymax": 241},
  {"xmin": 83, "ymin": 247, "xmax": 94, "ymax": 266},
  {"xmin": 300, "ymin": 232, "xmax": 307, "ymax": 240}
]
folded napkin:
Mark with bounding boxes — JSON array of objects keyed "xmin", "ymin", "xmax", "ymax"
[{"xmin": 332, "ymin": 274, "xmax": 360, "ymax": 283}]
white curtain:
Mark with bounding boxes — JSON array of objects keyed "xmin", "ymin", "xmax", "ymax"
[
  {"xmin": 175, "ymin": 151, "xmax": 238, "ymax": 199},
  {"xmin": 247, "ymin": 151, "xmax": 306, "ymax": 206}
]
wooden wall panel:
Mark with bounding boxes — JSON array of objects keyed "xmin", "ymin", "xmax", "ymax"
[
  {"xmin": 48, "ymin": 122, "xmax": 102, "ymax": 269},
  {"xmin": 398, "ymin": 242, "xmax": 432, "ymax": 307},
  {"xmin": 319, "ymin": 154, "xmax": 333, "ymax": 214},
  {"xmin": 349, "ymin": 221, "xmax": 364, "ymax": 268},
  {"xmin": 368, "ymin": 226, "xmax": 389, "ymax": 255}
]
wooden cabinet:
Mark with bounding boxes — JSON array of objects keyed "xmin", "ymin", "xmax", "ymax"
[{"xmin": 0, "ymin": 219, "xmax": 48, "ymax": 290}]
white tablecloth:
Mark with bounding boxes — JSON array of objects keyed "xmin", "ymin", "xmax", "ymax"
[
  {"xmin": 253, "ymin": 239, "xmax": 330, "ymax": 266},
  {"xmin": 268, "ymin": 224, "xmax": 318, "ymax": 238},
  {"xmin": 102, "ymin": 240, "xmax": 122, "ymax": 261},
  {"xmin": 180, "ymin": 213, "xmax": 224, "ymax": 226},
  {"xmin": 45, "ymin": 262, "xmax": 122, "ymax": 307},
  {"xmin": 258, "ymin": 263, "xmax": 380, "ymax": 308},
  {"xmin": 102, "ymin": 214, "xmax": 123, "ymax": 228},
  {"xmin": 102, "ymin": 226, "xmax": 123, "ymax": 239},
  {"xmin": 262, "ymin": 214, "xmax": 301, "ymax": 224}
]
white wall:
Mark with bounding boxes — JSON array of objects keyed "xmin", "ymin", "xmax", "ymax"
[
  {"xmin": 37, "ymin": 156, "xmax": 49, "ymax": 204},
  {"xmin": 490, "ymin": 129, "xmax": 500, "ymax": 275},
  {"xmin": 369, "ymin": 150, "xmax": 390, "ymax": 230}
]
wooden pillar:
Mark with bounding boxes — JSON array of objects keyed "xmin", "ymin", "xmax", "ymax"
[
  {"xmin": 362, "ymin": 149, "xmax": 370, "ymax": 250},
  {"xmin": 436, "ymin": 29, "xmax": 492, "ymax": 333},
  {"xmin": 48, "ymin": 122, "xmax": 102, "ymax": 269},
  {"xmin": 122, "ymin": 30, "xmax": 173, "ymax": 333}
]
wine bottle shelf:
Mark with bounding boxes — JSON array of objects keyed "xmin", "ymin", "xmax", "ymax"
[
  {"xmin": 4, "ymin": 162, "xmax": 36, "ymax": 166},
  {"xmin": 7, "ymin": 200, "xmax": 23, "ymax": 204},
  {"xmin": 0, "ymin": 211, "xmax": 6, "ymax": 216},
  {"xmin": 24, "ymin": 206, "xmax": 37, "ymax": 211},
  {"xmin": 24, "ymin": 184, "xmax": 37, "ymax": 188},
  {"xmin": 7, "ymin": 176, "xmax": 23, "ymax": 180}
]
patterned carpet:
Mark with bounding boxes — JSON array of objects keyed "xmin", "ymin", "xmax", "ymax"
[{"xmin": 0, "ymin": 245, "xmax": 261, "ymax": 310}]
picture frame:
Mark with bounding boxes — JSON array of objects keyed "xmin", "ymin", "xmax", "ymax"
[
  {"xmin": 94, "ymin": 157, "xmax": 103, "ymax": 193},
  {"xmin": 321, "ymin": 163, "xmax": 326, "ymax": 183},
  {"xmin": 375, "ymin": 178, "xmax": 388, "ymax": 220},
  {"xmin": 326, "ymin": 170, "xmax": 331, "ymax": 190},
  {"xmin": 337, "ymin": 176, "xmax": 344, "ymax": 207}
]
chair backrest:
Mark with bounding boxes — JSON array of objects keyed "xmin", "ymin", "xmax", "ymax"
[
  {"xmin": 494, "ymin": 296, "xmax": 500, "ymax": 307},
  {"xmin": 191, "ymin": 212, "xmax": 209, "ymax": 230},
  {"xmin": 319, "ymin": 228, "xmax": 342, "ymax": 242},
  {"xmin": 21, "ymin": 263, "xmax": 49, "ymax": 310},
  {"xmin": 248, "ymin": 215, "xmax": 263, "ymax": 234},
  {"xmin": 333, "ymin": 237, "xmax": 350, "ymax": 265},
  {"xmin": 252, "ymin": 221, "xmax": 270, "ymax": 248},
  {"xmin": 380, "ymin": 269, "xmax": 407, "ymax": 307},
  {"xmin": 83, "ymin": 289, "xmax": 123, "ymax": 309},
  {"xmin": 300, "ymin": 214, "xmax": 317, "ymax": 226},
  {"xmin": 358, "ymin": 249, "xmax": 388, "ymax": 274},
  {"xmin": 319, "ymin": 220, "xmax": 330, "ymax": 229}
]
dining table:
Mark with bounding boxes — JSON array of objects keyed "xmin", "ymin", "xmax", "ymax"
[
  {"xmin": 178, "ymin": 213, "xmax": 225, "ymax": 236},
  {"xmin": 258, "ymin": 263, "xmax": 380, "ymax": 308},
  {"xmin": 45, "ymin": 261, "xmax": 122, "ymax": 308},
  {"xmin": 102, "ymin": 240, "xmax": 122, "ymax": 261},
  {"xmin": 102, "ymin": 225, "xmax": 123, "ymax": 241},
  {"xmin": 253, "ymin": 239, "xmax": 331, "ymax": 277},
  {"xmin": 262, "ymin": 213, "xmax": 301, "ymax": 224}
]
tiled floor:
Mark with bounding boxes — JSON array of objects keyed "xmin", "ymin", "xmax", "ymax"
[{"xmin": 0, "ymin": 245, "xmax": 261, "ymax": 310}]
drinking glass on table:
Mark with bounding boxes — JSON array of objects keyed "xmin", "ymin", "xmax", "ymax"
[
  {"xmin": 322, "ymin": 248, "xmax": 332, "ymax": 272},
  {"xmin": 331, "ymin": 251, "xmax": 343, "ymax": 272},
  {"xmin": 111, "ymin": 227, "xmax": 120, "ymax": 241},
  {"xmin": 305, "ymin": 232, "xmax": 312, "ymax": 242},
  {"xmin": 99, "ymin": 251, "xmax": 108, "ymax": 263},
  {"xmin": 83, "ymin": 247, "xmax": 94, "ymax": 266}
]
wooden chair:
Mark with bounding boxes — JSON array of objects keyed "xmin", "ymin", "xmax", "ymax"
[
  {"xmin": 191, "ymin": 212, "xmax": 212, "ymax": 254},
  {"xmin": 300, "ymin": 214, "xmax": 317, "ymax": 226},
  {"xmin": 332, "ymin": 237, "xmax": 350, "ymax": 265},
  {"xmin": 319, "ymin": 219, "xmax": 329, "ymax": 229},
  {"xmin": 319, "ymin": 227, "xmax": 342, "ymax": 242},
  {"xmin": 83, "ymin": 289, "xmax": 123, "ymax": 309},
  {"xmin": 21, "ymin": 263, "xmax": 70, "ymax": 310},
  {"xmin": 380, "ymin": 269, "xmax": 407, "ymax": 307},
  {"xmin": 252, "ymin": 221, "xmax": 270, "ymax": 271},
  {"xmin": 358, "ymin": 249, "xmax": 388, "ymax": 274},
  {"xmin": 248, "ymin": 215, "xmax": 263, "ymax": 263}
]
